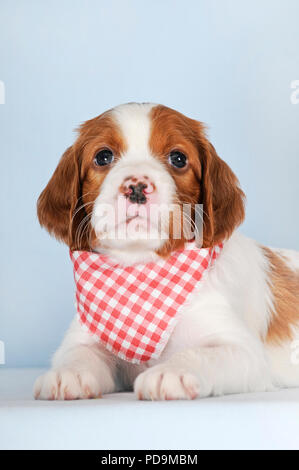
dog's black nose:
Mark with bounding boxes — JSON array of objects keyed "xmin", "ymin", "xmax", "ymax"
[{"xmin": 128, "ymin": 182, "xmax": 147, "ymax": 204}]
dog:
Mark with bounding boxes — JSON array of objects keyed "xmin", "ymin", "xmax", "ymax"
[{"xmin": 34, "ymin": 102, "xmax": 299, "ymax": 400}]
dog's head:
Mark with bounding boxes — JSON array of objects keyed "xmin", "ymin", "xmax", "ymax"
[{"xmin": 37, "ymin": 103, "xmax": 245, "ymax": 260}]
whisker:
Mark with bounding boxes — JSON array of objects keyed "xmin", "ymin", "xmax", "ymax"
[
  {"xmin": 74, "ymin": 212, "xmax": 92, "ymax": 249},
  {"xmin": 72, "ymin": 201, "xmax": 95, "ymax": 221}
]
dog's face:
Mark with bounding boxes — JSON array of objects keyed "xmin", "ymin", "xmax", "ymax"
[{"xmin": 38, "ymin": 103, "xmax": 245, "ymax": 258}]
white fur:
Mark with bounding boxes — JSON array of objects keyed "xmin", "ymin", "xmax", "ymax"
[{"xmin": 34, "ymin": 104, "xmax": 299, "ymax": 400}]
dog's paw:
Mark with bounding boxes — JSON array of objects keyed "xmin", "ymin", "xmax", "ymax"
[
  {"xmin": 134, "ymin": 365, "xmax": 200, "ymax": 401},
  {"xmin": 33, "ymin": 369, "xmax": 102, "ymax": 400}
]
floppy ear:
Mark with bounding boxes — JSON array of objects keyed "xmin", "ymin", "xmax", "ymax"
[
  {"xmin": 199, "ymin": 140, "xmax": 245, "ymax": 247},
  {"xmin": 37, "ymin": 146, "xmax": 88, "ymax": 248}
]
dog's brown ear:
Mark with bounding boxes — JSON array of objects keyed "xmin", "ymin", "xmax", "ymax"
[
  {"xmin": 37, "ymin": 146, "xmax": 87, "ymax": 248},
  {"xmin": 199, "ymin": 140, "xmax": 245, "ymax": 247}
]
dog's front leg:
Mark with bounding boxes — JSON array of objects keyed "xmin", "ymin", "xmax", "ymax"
[
  {"xmin": 34, "ymin": 318, "xmax": 117, "ymax": 400},
  {"xmin": 134, "ymin": 343, "xmax": 272, "ymax": 400},
  {"xmin": 134, "ymin": 311, "xmax": 273, "ymax": 400}
]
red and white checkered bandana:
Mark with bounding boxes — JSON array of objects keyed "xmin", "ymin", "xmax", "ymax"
[{"xmin": 70, "ymin": 243, "xmax": 223, "ymax": 364}]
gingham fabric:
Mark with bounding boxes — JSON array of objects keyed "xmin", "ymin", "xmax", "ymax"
[{"xmin": 70, "ymin": 243, "xmax": 223, "ymax": 364}]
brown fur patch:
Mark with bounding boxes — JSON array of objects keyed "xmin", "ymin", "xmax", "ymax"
[
  {"xmin": 263, "ymin": 247, "xmax": 299, "ymax": 344},
  {"xmin": 149, "ymin": 105, "xmax": 245, "ymax": 254}
]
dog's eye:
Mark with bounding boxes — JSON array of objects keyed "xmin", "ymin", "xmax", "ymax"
[
  {"xmin": 94, "ymin": 149, "xmax": 114, "ymax": 166},
  {"xmin": 168, "ymin": 151, "xmax": 188, "ymax": 169}
]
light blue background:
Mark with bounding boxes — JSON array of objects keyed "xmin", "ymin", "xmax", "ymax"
[{"xmin": 0, "ymin": 0, "xmax": 298, "ymax": 367}]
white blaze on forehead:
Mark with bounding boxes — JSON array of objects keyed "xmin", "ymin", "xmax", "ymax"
[{"xmin": 111, "ymin": 103, "xmax": 156, "ymax": 161}]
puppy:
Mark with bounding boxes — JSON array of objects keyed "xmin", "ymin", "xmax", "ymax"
[{"xmin": 34, "ymin": 103, "xmax": 299, "ymax": 400}]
